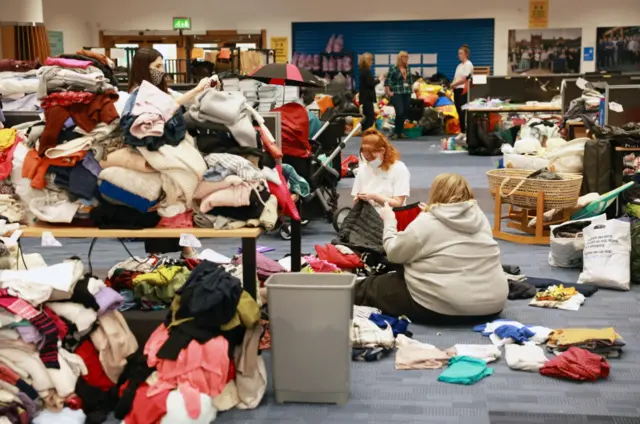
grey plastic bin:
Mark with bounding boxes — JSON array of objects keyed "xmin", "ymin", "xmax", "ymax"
[{"xmin": 265, "ymin": 272, "xmax": 355, "ymax": 404}]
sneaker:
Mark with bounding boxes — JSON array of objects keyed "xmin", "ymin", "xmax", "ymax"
[
  {"xmin": 399, "ymin": 133, "xmax": 409, "ymax": 139},
  {"xmin": 391, "ymin": 134, "xmax": 400, "ymax": 140}
]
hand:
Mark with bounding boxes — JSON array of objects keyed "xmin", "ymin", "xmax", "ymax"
[
  {"xmin": 419, "ymin": 202, "xmax": 427, "ymax": 209},
  {"xmin": 195, "ymin": 77, "xmax": 211, "ymax": 93},
  {"xmin": 357, "ymin": 193, "xmax": 374, "ymax": 202},
  {"xmin": 380, "ymin": 202, "xmax": 395, "ymax": 221}
]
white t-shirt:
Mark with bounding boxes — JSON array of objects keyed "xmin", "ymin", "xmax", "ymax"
[
  {"xmin": 454, "ymin": 60, "xmax": 474, "ymax": 83},
  {"xmin": 351, "ymin": 160, "xmax": 410, "ymax": 211}
]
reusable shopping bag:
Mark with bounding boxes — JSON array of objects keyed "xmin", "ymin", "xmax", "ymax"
[
  {"xmin": 548, "ymin": 214, "xmax": 606, "ymax": 268},
  {"xmin": 578, "ymin": 219, "xmax": 631, "ymax": 290}
]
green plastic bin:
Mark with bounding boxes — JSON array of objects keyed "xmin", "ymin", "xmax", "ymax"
[
  {"xmin": 265, "ymin": 272, "xmax": 355, "ymax": 404},
  {"xmin": 403, "ymin": 126, "xmax": 423, "ymax": 138}
]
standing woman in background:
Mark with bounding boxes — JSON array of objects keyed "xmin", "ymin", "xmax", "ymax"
[
  {"xmin": 358, "ymin": 53, "xmax": 379, "ymax": 131},
  {"xmin": 451, "ymin": 44, "xmax": 473, "ymax": 134},
  {"xmin": 385, "ymin": 51, "xmax": 412, "ymax": 140},
  {"xmin": 128, "ymin": 48, "xmax": 208, "ymax": 259}
]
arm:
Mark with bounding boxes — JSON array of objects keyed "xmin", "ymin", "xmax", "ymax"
[
  {"xmin": 384, "ymin": 67, "xmax": 394, "ymax": 96},
  {"xmin": 382, "ymin": 214, "xmax": 422, "ymax": 263},
  {"xmin": 174, "ymin": 78, "xmax": 210, "ymax": 107},
  {"xmin": 370, "ymin": 194, "xmax": 406, "ymax": 208}
]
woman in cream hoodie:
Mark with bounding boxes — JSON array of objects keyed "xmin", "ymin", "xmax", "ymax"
[{"xmin": 354, "ymin": 173, "xmax": 508, "ymax": 324}]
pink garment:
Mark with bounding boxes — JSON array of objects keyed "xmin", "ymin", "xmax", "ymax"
[
  {"xmin": 45, "ymin": 57, "xmax": 93, "ymax": 69},
  {"xmin": 157, "ymin": 210, "xmax": 193, "ymax": 228},
  {"xmin": 199, "ymin": 184, "xmax": 252, "ymax": 213},
  {"xmin": 130, "ymin": 81, "xmax": 179, "ymax": 139},
  {"xmin": 144, "ymin": 324, "xmax": 229, "ymax": 419},
  {"xmin": 193, "ymin": 175, "xmax": 243, "ymax": 199},
  {"xmin": 304, "ymin": 255, "xmax": 341, "ymax": 273}
]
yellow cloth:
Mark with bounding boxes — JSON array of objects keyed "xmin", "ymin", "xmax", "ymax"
[
  {"xmin": 0, "ymin": 129, "xmax": 17, "ymax": 150},
  {"xmin": 548, "ymin": 327, "xmax": 617, "ymax": 346},
  {"xmin": 132, "ymin": 266, "xmax": 183, "ymax": 286},
  {"xmin": 221, "ymin": 291, "xmax": 260, "ymax": 331},
  {"xmin": 535, "ymin": 285, "xmax": 577, "ymax": 301}
]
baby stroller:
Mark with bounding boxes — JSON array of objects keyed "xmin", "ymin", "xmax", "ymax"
[{"xmin": 268, "ymin": 103, "xmax": 362, "ymax": 239}]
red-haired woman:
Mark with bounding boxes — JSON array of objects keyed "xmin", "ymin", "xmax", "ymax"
[{"xmin": 351, "ymin": 128, "xmax": 410, "ymax": 213}]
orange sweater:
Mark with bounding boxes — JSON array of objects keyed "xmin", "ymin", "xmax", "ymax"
[{"xmin": 22, "ymin": 149, "xmax": 86, "ymax": 189}]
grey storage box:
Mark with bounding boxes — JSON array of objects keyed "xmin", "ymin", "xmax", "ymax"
[{"xmin": 265, "ymin": 272, "xmax": 355, "ymax": 404}]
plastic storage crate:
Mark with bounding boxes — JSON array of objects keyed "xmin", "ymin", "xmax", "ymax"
[
  {"xmin": 265, "ymin": 272, "xmax": 355, "ymax": 404},
  {"xmin": 403, "ymin": 126, "xmax": 422, "ymax": 138}
]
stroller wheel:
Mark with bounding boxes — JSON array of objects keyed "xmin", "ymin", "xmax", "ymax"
[
  {"xmin": 279, "ymin": 224, "xmax": 292, "ymax": 240},
  {"xmin": 333, "ymin": 207, "xmax": 352, "ymax": 232}
]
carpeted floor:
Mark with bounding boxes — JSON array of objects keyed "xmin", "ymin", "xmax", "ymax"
[{"xmin": 21, "ymin": 138, "xmax": 640, "ymax": 423}]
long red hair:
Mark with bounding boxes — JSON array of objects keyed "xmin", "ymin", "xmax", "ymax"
[{"xmin": 360, "ymin": 128, "xmax": 400, "ymax": 171}]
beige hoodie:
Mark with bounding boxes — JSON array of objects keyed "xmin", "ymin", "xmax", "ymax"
[{"xmin": 382, "ymin": 200, "xmax": 508, "ymax": 316}]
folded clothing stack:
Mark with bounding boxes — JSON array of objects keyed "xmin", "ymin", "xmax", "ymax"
[
  {"xmin": 546, "ymin": 327, "xmax": 625, "ymax": 358},
  {"xmin": 0, "ymin": 255, "xmax": 138, "ymax": 423}
]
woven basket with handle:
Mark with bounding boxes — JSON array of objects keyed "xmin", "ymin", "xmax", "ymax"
[{"xmin": 487, "ymin": 169, "xmax": 583, "ymax": 211}]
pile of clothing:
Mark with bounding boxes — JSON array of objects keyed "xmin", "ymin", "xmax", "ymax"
[
  {"xmin": 3, "ymin": 50, "xmax": 301, "ymax": 232},
  {"xmin": 114, "ymin": 259, "xmax": 265, "ymax": 424},
  {"xmin": 529, "ymin": 284, "xmax": 586, "ymax": 311},
  {"xmin": 351, "ymin": 305, "xmax": 411, "ymax": 362},
  {"xmin": 0, "ymin": 252, "xmax": 138, "ymax": 424},
  {"xmin": 104, "ymin": 255, "xmax": 248, "ymax": 312},
  {"xmin": 546, "ymin": 327, "xmax": 625, "ymax": 358},
  {"xmin": 473, "ymin": 319, "xmax": 552, "ymax": 347},
  {"xmin": 0, "ymin": 63, "xmax": 39, "ymax": 112}
]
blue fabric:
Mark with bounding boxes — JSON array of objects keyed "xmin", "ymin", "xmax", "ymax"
[
  {"xmin": 494, "ymin": 325, "xmax": 535, "ymax": 344},
  {"xmin": 203, "ymin": 164, "xmax": 233, "ymax": 182},
  {"xmin": 308, "ymin": 110, "xmax": 322, "ymax": 138},
  {"xmin": 118, "ymin": 290, "xmax": 138, "ymax": 311},
  {"xmin": 369, "ymin": 313, "xmax": 410, "ymax": 337},
  {"xmin": 282, "ymin": 164, "xmax": 310, "ymax": 197},
  {"xmin": 98, "ymin": 180, "xmax": 158, "ymax": 213},
  {"xmin": 472, "ymin": 319, "xmax": 516, "ymax": 336},
  {"xmin": 434, "ymin": 96, "xmax": 454, "ymax": 107},
  {"xmin": 120, "ymin": 89, "xmax": 186, "ymax": 151}
]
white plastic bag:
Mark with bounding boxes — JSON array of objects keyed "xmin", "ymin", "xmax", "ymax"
[
  {"xmin": 503, "ymin": 153, "xmax": 549, "ymax": 170},
  {"xmin": 547, "ymin": 138, "xmax": 588, "ymax": 174},
  {"xmin": 578, "ymin": 219, "xmax": 631, "ymax": 290},
  {"xmin": 549, "ymin": 214, "xmax": 606, "ymax": 268}
]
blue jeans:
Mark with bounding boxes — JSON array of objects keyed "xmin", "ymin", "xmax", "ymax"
[{"xmin": 391, "ymin": 93, "xmax": 410, "ymax": 136}]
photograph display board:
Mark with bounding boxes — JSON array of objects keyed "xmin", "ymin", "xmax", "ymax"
[
  {"xmin": 507, "ymin": 28, "xmax": 582, "ymax": 75},
  {"xmin": 596, "ymin": 26, "xmax": 640, "ymax": 72}
]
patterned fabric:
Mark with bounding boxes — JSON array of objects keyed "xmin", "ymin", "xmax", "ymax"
[
  {"xmin": 384, "ymin": 65, "xmax": 413, "ymax": 95},
  {"xmin": 0, "ymin": 288, "xmax": 61, "ymax": 368},
  {"xmin": 40, "ymin": 91, "xmax": 95, "ymax": 109},
  {"xmin": 350, "ymin": 316, "xmax": 395, "ymax": 349}
]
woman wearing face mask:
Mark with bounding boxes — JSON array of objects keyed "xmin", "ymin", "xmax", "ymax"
[
  {"xmin": 128, "ymin": 48, "xmax": 209, "ymax": 259},
  {"xmin": 351, "ymin": 128, "xmax": 410, "ymax": 212}
]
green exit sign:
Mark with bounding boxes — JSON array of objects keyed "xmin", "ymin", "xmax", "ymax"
[{"xmin": 173, "ymin": 17, "xmax": 191, "ymax": 30}]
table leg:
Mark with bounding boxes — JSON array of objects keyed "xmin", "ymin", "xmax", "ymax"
[
  {"xmin": 291, "ymin": 200, "xmax": 302, "ymax": 272},
  {"xmin": 242, "ymin": 237, "xmax": 257, "ymax": 299}
]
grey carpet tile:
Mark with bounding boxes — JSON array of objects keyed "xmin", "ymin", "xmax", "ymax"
[{"xmin": 37, "ymin": 138, "xmax": 640, "ymax": 423}]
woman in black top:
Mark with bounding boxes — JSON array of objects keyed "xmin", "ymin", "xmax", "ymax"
[{"xmin": 358, "ymin": 53, "xmax": 378, "ymax": 130}]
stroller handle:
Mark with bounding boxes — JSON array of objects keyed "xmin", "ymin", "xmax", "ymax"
[{"xmin": 327, "ymin": 112, "xmax": 364, "ymax": 123}]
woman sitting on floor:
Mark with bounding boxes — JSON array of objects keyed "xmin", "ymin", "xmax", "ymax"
[
  {"xmin": 354, "ymin": 173, "xmax": 508, "ymax": 325},
  {"xmin": 351, "ymin": 128, "xmax": 410, "ymax": 213}
]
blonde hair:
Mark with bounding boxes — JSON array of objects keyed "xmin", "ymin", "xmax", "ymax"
[
  {"xmin": 459, "ymin": 44, "xmax": 470, "ymax": 58},
  {"xmin": 359, "ymin": 53, "xmax": 373, "ymax": 70},
  {"xmin": 396, "ymin": 51, "xmax": 408, "ymax": 67},
  {"xmin": 426, "ymin": 173, "xmax": 474, "ymax": 210}
]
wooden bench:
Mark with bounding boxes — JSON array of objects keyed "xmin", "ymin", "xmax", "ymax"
[{"xmin": 18, "ymin": 223, "xmax": 264, "ymax": 299}]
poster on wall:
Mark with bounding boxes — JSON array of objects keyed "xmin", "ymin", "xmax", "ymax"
[
  {"xmin": 596, "ymin": 26, "xmax": 640, "ymax": 72},
  {"xmin": 507, "ymin": 28, "xmax": 582, "ymax": 75},
  {"xmin": 528, "ymin": 0, "xmax": 549, "ymax": 29},
  {"xmin": 48, "ymin": 31, "xmax": 64, "ymax": 56},
  {"xmin": 270, "ymin": 37, "xmax": 289, "ymax": 64}
]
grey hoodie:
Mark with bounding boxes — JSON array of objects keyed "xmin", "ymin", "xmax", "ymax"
[{"xmin": 382, "ymin": 200, "xmax": 508, "ymax": 316}]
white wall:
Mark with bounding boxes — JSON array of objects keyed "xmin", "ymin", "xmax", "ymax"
[
  {"xmin": 43, "ymin": 0, "xmax": 640, "ymax": 74},
  {"xmin": 42, "ymin": 0, "xmax": 93, "ymax": 54}
]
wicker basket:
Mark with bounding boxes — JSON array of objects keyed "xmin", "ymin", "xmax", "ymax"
[{"xmin": 487, "ymin": 169, "xmax": 583, "ymax": 211}]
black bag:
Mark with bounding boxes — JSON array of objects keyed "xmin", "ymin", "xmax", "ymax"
[{"xmin": 419, "ymin": 108, "xmax": 444, "ymax": 135}]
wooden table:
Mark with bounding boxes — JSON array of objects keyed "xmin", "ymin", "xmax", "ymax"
[
  {"xmin": 466, "ymin": 105, "xmax": 562, "ymax": 113},
  {"xmin": 18, "ymin": 223, "xmax": 264, "ymax": 299}
]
